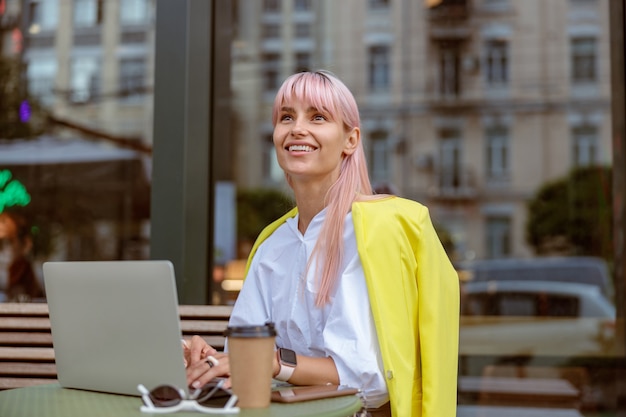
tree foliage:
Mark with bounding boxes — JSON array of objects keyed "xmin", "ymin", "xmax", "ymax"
[
  {"xmin": 526, "ymin": 165, "xmax": 612, "ymax": 261},
  {"xmin": 236, "ymin": 188, "xmax": 294, "ymax": 242}
]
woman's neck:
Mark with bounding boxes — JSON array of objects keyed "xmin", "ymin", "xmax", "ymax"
[{"xmin": 292, "ymin": 182, "xmax": 330, "ymax": 234}]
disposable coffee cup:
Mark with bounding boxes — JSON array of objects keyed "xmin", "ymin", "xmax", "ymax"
[{"xmin": 225, "ymin": 323, "xmax": 277, "ymax": 408}]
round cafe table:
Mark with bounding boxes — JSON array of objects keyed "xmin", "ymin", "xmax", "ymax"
[{"xmin": 0, "ymin": 383, "xmax": 363, "ymax": 417}]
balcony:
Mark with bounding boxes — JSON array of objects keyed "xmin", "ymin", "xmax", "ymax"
[{"xmin": 428, "ymin": 0, "xmax": 470, "ymax": 22}]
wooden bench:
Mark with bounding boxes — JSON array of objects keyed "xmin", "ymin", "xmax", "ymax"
[{"xmin": 0, "ymin": 302, "xmax": 233, "ymax": 390}]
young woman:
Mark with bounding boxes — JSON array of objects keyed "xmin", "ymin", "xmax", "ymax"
[{"xmin": 185, "ymin": 71, "xmax": 459, "ymax": 417}]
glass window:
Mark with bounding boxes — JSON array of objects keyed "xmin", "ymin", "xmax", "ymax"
[
  {"xmin": 295, "ymin": 52, "xmax": 311, "ymax": 72},
  {"xmin": 572, "ymin": 125, "xmax": 598, "ymax": 166},
  {"xmin": 485, "ymin": 216, "xmax": 511, "ymax": 258},
  {"xmin": 70, "ymin": 56, "xmax": 100, "ymax": 103},
  {"xmin": 262, "ymin": 23, "xmax": 281, "ymax": 39},
  {"xmin": 484, "ymin": 39, "xmax": 508, "ymax": 85},
  {"xmin": 263, "ymin": 0, "xmax": 281, "ymax": 13},
  {"xmin": 294, "ymin": 0, "xmax": 312, "ymax": 12},
  {"xmin": 261, "ymin": 53, "xmax": 281, "ymax": 92},
  {"xmin": 4, "ymin": 0, "xmax": 626, "ymax": 413},
  {"xmin": 439, "ymin": 129, "xmax": 462, "ymax": 190},
  {"xmin": 120, "ymin": 0, "xmax": 149, "ymax": 25},
  {"xmin": 294, "ymin": 23, "xmax": 310, "ymax": 39},
  {"xmin": 368, "ymin": 131, "xmax": 390, "ymax": 183},
  {"xmin": 368, "ymin": 0, "xmax": 390, "ymax": 10},
  {"xmin": 571, "ymin": 37, "xmax": 597, "ymax": 83},
  {"xmin": 27, "ymin": 0, "xmax": 59, "ymax": 32},
  {"xmin": 119, "ymin": 57, "xmax": 146, "ymax": 101},
  {"xmin": 368, "ymin": 45, "xmax": 390, "ymax": 90},
  {"xmin": 486, "ymin": 126, "xmax": 509, "ymax": 179},
  {"xmin": 26, "ymin": 57, "xmax": 56, "ymax": 105},
  {"xmin": 439, "ymin": 41, "xmax": 460, "ymax": 97},
  {"xmin": 74, "ymin": 0, "xmax": 103, "ymax": 28}
]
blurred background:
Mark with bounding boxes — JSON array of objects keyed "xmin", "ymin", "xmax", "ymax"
[{"xmin": 0, "ymin": 0, "xmax": 625, "ymax": 415}]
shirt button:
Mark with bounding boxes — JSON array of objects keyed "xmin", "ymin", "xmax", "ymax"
[{"xmin": 386, "ymin": 370, "xmax": 393, "ymax": 380}]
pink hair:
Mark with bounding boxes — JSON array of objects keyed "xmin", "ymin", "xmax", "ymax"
[{"xmin": 272, "ymin": 71, "xmax": 373, "ymax": 306}]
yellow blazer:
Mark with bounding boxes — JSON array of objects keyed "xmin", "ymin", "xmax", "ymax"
[{"xmin": 244, "ymin": 196, "xmax": 460, "ymax": 417}]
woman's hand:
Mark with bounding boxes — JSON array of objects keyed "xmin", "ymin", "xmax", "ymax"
[{"xmin": 182, "ymin": 336, "xmax": 231, "ymax": 389}]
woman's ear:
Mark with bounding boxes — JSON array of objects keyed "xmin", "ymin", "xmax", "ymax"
[{"xmin": 343, "ymin": 127, "xmax": 360, "ymax": 156}]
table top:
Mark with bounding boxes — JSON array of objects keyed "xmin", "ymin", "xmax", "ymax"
[{"xmin": 0, "ymin": 383, "xmax": 363, "ymax": 417}]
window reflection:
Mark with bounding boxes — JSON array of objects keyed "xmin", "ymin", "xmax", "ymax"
[{"xmin": 1, "ymin": 0, "xmax": 624, "ymax": 413}]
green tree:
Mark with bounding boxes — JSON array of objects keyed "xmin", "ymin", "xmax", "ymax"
[
  {"xmin": 236, "ymin": 188, "xmax": 294, "ymax": 243},
  {"xmin": 526, "ymin": 165, "xmax": 612, "ymax": 261}
]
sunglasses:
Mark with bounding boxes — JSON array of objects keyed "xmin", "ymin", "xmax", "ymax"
[{"xmin": 137, "ymin": 378, "xmax": 239, "ymax": 414}]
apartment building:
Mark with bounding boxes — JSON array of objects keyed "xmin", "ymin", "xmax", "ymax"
[
  {"xmin": 10, "ymin": 0, "xmax": 155, "ymax": 143},
  {"xmin": 3, "ymin": 0, "xmax": 611, "ymax": 263},
  {"xmin": 232, "ymin": 0, "xmax": 612, "ymax": 261}
]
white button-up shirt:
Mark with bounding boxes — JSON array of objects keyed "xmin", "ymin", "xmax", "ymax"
[{"xmin": 228, "ymin": 209, "xmax": 389, "ymax": 407}]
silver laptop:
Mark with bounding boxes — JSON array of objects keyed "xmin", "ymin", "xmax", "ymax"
[{"xmin": 43, "ymin": 260, "xmax": 189, "ymax": 396}]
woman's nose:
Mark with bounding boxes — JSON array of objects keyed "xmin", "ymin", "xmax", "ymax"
[{"xmin": 291, "ymin": 119, "xmax": 307, "ymax": 136}]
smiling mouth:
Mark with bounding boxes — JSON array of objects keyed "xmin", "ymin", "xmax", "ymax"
[{"xmin": 287, "ymin": 145, "xmax": 316, "ymax": 152}]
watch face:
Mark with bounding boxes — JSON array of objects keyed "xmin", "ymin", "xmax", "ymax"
[{"xmin": 279, "ymin": 348, "xmax": 297, "ymax": 366}]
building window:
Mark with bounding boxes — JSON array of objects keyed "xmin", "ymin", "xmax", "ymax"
[
  {"xmin": 439, "ymin": 41, "xmax": 460, "ymax": 97},
  {"xmin": 368, "ymin": 45, "xmax": 390, "ymax": 90},
  {"xmin": 294, "ymin": 23, "xmax": 311, "ymax": 39},
  {"xmin": 70, "ymin": 56, "xmax": 101, "ymax": 103},
  {"xmin": 439, "ymin": 128, "xmax": 462, "ymax": 189},
  {"xmin": 74, "ymin": 0, "xmax": 104, "ymax": 28},
  {"xmin": 120, "ymin": 0, "xmax": 150, "ymax": 25},
  {"xmin": 295, "ymin": 52, "xmax": 311, "ymax": 73},
  {"xmin": 263, "ymin": 0, "xmax": 281, "ymax": 13},
  {"xmin": 486, "ymin": 216, "xmax": 512, "ymax": 258},
  {"xmin": 262, "ymin": 53, "xmax": 281, "ymax": 92},
  {"xmin": 262, "ymin": 23, "xmax": 281, "ymax": 39},
  {"xmin": 368, "ymin": 130, "xmax": 390, "ymax": 182},
  {"xmin": 119, "ymin": 57, "xmax": 146, "ymax": 100},
  {"xmin": 368, "ymin": 0, "xmax": 390, "ymax": 10},
  {"xmin": 484, "ymin": 39, "xmax": 508, "ymax": 85},
  {"xmin": 262, "ymin": 134, "xmax": 283, "ymax": 183},
  {"xmin": 27, "ymin": 58, "xmax": 57, "ymax": 105},
  {"xmin": 571, "ymin": 37, "xmax": 597, "ymax": 83},
  {"xmin": 27, "ymin": 0, "xmax": 59, "ymax": 32},
  {"xmin": 572, "ymin": 125, "xmax": 598, "ymax": 166},
  {"xmin": 294, "ymin": 0, "xmax": 312, "ymax": 11},
  {"xmin": 486, "ymin": 126, "xmax": 510, "ymax": 179}
]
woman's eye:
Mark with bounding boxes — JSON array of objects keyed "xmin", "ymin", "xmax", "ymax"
[
  {"xmin": 280, "ymin": 114, "xmax": 293, "ymax": 121},
  {"xmin": 312, "ymin": 114, "xmax": 326, "ymax": 121}
]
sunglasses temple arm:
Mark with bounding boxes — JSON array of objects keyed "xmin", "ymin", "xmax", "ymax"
[{"xmin": 137, "ymin": 384, "xmax": 156, "ymax": 409}]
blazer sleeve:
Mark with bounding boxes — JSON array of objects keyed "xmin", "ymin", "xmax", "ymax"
[
  {"xmin": 353, "ymin": 198, "xmax": 459, "ymax": 417},
  {"xmin": 413, "ymin": 205, "xmax": 460, "ymax": 417}
]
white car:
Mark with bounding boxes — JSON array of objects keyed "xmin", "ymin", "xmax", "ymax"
[{"xmin": 460, "ymin": 279, "xmax": 616, "ymax": 358}]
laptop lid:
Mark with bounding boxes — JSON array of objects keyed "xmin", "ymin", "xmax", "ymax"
[{"xmin": 43, "ymin": 260, "xmax": 189, "ymax": 396}]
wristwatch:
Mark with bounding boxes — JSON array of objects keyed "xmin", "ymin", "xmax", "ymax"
[{"xmin": 275, "ymin": 348, "xmax": 297, "ymax": 382}]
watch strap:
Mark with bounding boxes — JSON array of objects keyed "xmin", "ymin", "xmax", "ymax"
[{"xmin": 275, "ymin": 349, "xmax": 296, "ymax": 382}]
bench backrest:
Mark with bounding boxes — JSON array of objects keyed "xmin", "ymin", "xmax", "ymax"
[{"xmin": 0, "ymin": 303, "xmax": 232, "ymax": 390}]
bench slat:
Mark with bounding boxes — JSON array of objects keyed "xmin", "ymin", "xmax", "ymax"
[
  {"xmin": 0, "ymin": 347, "xmax": 56, "ymax": 361},
  {"xmin": 0, "ymin": 332, "xmax": 53, "ymax": 346},
  {"xmin": 0, "ymin": 378, "xmax": 58, "ymax": 389},
  {"xmin": 0, "ymin": 363, "xmax": 57, "ymax": 376},
  {"xmin": 0, "ymin": 318, "xmax": 52, "ymax": 331},
  {"xmin": 0, "ymin": 303, "xmax": 49, "ymax": 316}
]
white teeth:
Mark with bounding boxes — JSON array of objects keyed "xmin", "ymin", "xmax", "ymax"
[{"xmin": 288, "ymin": 145, "xmax": 315, "ymax": 152}]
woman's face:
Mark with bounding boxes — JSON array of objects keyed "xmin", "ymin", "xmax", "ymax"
[{"xmin": 273, "ymin": 100, "xmax": 359, "ymax": 186}]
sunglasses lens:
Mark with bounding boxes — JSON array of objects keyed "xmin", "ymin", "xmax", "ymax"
[
  {"xmin": 149, "ymin": 385, "xmax": 184, "ymax": 407},
  {"xmin": 197, "ymin": 387, "xmax": 234, "ymax": 408}
]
